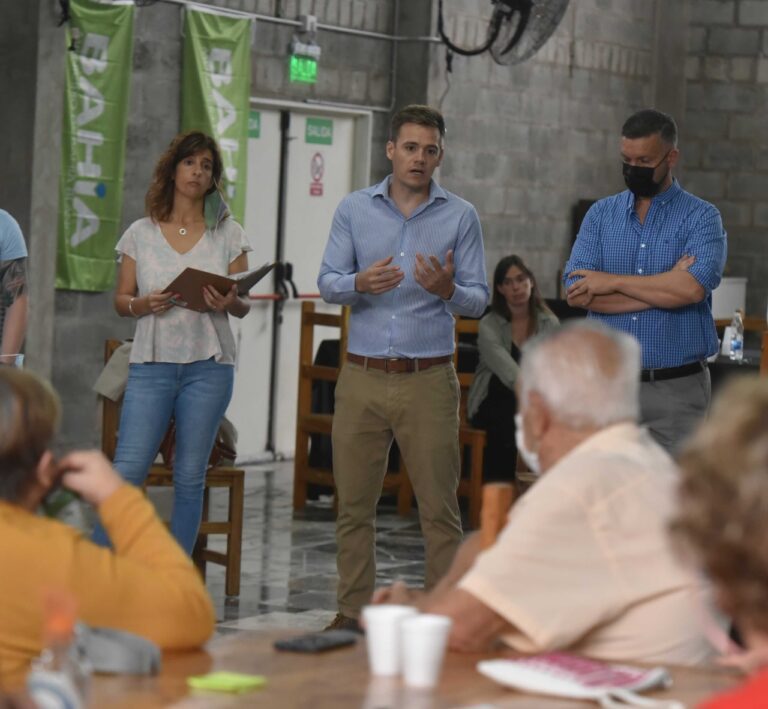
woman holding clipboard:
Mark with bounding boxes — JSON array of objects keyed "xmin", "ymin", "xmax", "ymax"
[{"xmin": 92, "ymin": 131, "xmax": 251, "ymax": 554}]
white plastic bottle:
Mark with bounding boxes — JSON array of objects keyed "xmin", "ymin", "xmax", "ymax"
[
  {"xmin": 27, "ymin": 593, "xmax": 90, "ymax": 709},
  {"xmin": 729, "ymin": 310, "xmax": 744, "ymax": 362}
]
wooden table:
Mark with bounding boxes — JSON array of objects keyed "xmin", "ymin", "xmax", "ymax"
[{"xmin": 89, "ymin": 630, "xmax": 740, "ymax": 708}]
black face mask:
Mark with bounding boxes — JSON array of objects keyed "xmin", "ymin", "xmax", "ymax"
[{"xmin": 622, "ymin": 150, "xmax": 671, "ymax": 198}]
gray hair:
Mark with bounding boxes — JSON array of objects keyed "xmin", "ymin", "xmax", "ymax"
[{"xmin": 519, "ymin": 320, "xmax": 641, "ymax": 428}]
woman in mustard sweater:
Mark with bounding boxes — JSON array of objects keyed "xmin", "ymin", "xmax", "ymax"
[{"xmin": 0, "ymin": 368, "xmax": 215, "ymax": 687}]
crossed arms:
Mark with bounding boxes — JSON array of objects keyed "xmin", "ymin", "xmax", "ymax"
[
  {"xmin": 564, "ymin": 204, "xmax": 726, "ymax": 315},
  {"xmin": 566, "ymin": 254, "xmax": 702, "ymax": 314}
]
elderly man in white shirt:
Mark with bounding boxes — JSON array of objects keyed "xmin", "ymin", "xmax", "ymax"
[{"xmin": 374, "ymin": 320, "xmax": 715, "ymax": 666}]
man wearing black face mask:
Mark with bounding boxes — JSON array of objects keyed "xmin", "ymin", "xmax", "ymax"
[{"xmin": 563, "ymin": 109, "xmax": 727, "ymax": 453}]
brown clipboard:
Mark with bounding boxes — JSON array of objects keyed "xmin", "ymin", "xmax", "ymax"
[{"xmin": 163, "ymin": 262, "xmax": 275, "ymax": 313}]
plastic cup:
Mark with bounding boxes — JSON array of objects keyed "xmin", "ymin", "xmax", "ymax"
[
  {"xmin": 400, "ymin": 614, "xmax": 452, "ymax": 688},
  {"xmin": 0, "ymin": 353, "xmax": 24, "ymax": 368},
  {"xmin": 361, "ymin": 604, "xmax": 417, "ymax": 676}
]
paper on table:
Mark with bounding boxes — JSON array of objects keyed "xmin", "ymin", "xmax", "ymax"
[
  {"xmin": 163, "ymin": 262, "xmax": 275, "ymax": 313},
  {"xmin": 477, "ymin": 654, "xmax": 678, "ymax": 707},
  {"xmin": 187, "ymin": 671, "xmax": 266, "ymax": 693}
]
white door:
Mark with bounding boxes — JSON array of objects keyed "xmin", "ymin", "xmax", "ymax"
[
  {"xmin": 273, "ymin": 112, "xmax": 357, "ymax": 456},
  {"xmin": 228, "ymin": 107, "xmax": 368, "ymax": 461},
  {"xmin": 227, "ymin": 108, "xmax": 280, "ymax": 461}
]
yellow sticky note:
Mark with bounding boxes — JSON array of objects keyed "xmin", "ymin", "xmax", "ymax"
[{"xmin": 187, "ymin": 671, "xmax": 266, "ymax": 693}]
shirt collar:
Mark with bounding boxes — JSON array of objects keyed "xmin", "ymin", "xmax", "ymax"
[
  {"xmin": 373, "ymin": 175, "xmax": 448, "ymax": 208},
  {"xmin": 624, "ymin": 177, "xmax": 682, "ymax": 213},
  {"xmin": 547, "ymin": 421, "xmax": 646, "ymax": 476}
]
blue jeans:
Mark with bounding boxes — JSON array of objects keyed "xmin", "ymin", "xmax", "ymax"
[{"xmin": 92, "ymin": 359, "xmax": 234, "ymax": 554}]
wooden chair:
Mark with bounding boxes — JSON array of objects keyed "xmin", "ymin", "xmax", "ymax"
[
  {"xmin": 453, "ymin": 317, "xmax": 487, "ymax": 529},
  {"xmin": 292, "ymin": 301, "xmax": 413, "ymax": 516},
  {"xmin": 761, "ymin": 331, "xmax": 768, "ymax": 376},
  {"xmin": 715, "ymin": 315, "xmax": 766, "ymax": 334},
  {"xmin": 101, "ymin": 340, "xmax": 245, "ymax": 597},
  {"xmin": 479, "ymin": 482, "xmax": 515, "ymax": 549},
  {"xmin": 453, "ymin": 317, "xmax": 540, "ymax": 524}
]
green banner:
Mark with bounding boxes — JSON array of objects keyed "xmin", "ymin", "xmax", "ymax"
[
  {"xmin": 56, "ymin": 0, "xmax": 134, "ymax": 292},
  {"xmin": 182, "ymin": 9, "xmax": 252, "ymax": 224}
]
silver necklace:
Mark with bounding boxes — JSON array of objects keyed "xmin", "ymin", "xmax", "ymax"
[{"xmin": 178, "ymin": 226, "xmax": 187, "ymax": 236}]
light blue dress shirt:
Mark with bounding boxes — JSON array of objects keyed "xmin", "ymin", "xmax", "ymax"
[
  {"xmin": 564, "ymin": 180, "xmax": 727, "ymax": 369},
  {"xmin": 318, "ymin": 177, "xmax": 489, "ymax": 358}
]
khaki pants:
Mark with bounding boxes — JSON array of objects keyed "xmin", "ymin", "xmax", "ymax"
[{"xmin": 332, "ymin": 362, "xmax": 463, "ymax": 618}]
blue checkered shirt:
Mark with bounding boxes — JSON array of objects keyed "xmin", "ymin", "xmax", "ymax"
[
  {"xmin": 564, "ymin": 180, "xmax": 727, "ymax": 369},
  {"xmin": 318, "ymin": 177, "xmax": 489, "ymax": 358}
]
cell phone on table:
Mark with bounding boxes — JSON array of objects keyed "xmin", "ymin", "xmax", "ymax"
[{"xmin": 273, "ymin": 630, "xmax": 359, "ymax": 653}]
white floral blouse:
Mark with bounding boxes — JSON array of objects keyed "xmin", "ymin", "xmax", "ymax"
[{"xmin": 116, "ymin": 217, "xmax": 252, "ymax": 365}]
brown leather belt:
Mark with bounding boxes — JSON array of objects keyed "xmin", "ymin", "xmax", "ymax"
[{"xmin": 347, "ymin": 353, "xmax": 452, "ymax": 374}]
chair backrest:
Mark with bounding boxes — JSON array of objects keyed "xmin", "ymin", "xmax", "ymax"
[
  {"xmin": 453, "ymin": 316, "xmax": 480, "ymax": 426},
  {"xmin": 480, "ymin": 483, "xmax": 515, "ymax": 549},
  {"xmin": 714, "ymin": 315, "xmax": 765, "ymax": 334},
  {"xmin": 102, "ymin": 339, "xmax": 123, "ymax": 460},
  {"xmin": 295, "ymin": 301, "xmax": 350, "ymax": 419}
]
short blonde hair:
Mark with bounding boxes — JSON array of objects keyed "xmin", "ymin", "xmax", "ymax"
[
  {"xmin": 670, "ymin": 377, "xmax": 768, "ymax": 632},
  {"xmin": 0, "ymin": 368, "xmax": 60, "ymax": 503}
]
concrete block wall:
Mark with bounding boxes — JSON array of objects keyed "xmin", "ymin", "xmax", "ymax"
[
  {"xmin": 425, "ymin": 0, "xmax": 658, "ymax": 298},
  {"xmin": 50, "ymin": 2, "xmax": 183, "ymax": 449},
  {"xmin": 0, "ymin": 0, "xmax": 38, "ymax": 233},
  {"xmin": 45, "ymin": 0, "xmax": 397, "ymax": 448},
  {"xmin": 5, "ymin": 0, "xmax": 765, "ymax": 449},
  {"xmin": 685, "ymin": 0, "xmax": 768, "ymax": 316}
]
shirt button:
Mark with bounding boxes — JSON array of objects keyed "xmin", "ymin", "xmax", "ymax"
[
  {"xmin": 400, "ymin": 251, "xmax": 404, "ymax": 256},
  {"xmin": 632, "ymin": 316, "xmax": 638, "ymax": 321},
  {"xmin": 391, "ymin": 315, "xmax": 396, "ymax": 319},
  {"xmin": 640, "ymin": 244, "xmax": 646, "ymax": 248},
  {"xmin": 637, "ymin": 268, "xmax": 643, "ymax": 274}
]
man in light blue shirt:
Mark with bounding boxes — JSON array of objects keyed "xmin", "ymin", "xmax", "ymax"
[
  {"xmin": 564, "ymin": 109, "xmax": 727, "ymax": 452},
  {"xmin": 318, "ymin": 105, "xmax": 488, "ymax": 630},
  {"xmin": 0, "ymin": 210, "xmax": 29, "ymax": 360}
]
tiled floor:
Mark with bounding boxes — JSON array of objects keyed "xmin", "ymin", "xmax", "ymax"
[{"xmin": 183, "ymin": 461, "xmax": 428, "ymax": 634}]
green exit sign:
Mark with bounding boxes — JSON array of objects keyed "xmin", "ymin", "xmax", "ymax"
[{"xmin": 290, "ymin": 55, "xmax": 318, "ymax": 84}]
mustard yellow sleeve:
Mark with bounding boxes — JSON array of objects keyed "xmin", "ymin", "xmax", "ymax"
[{"xmin": 67, "ymin": 485, "xmax": 215, "ymax": 649}]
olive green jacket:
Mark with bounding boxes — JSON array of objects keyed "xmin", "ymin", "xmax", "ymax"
[{"xmin": 467, "ymin": 308, "xmax": 560, "ymax": 421}]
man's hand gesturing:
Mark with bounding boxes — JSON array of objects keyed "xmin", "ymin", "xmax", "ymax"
[
  {"xmin": 414, "ymin": 249, "xmax": 455, "ymax": 300},
  {"xmin": 355, "ymin": 256, "xmax": 404, "ymax": 295}
]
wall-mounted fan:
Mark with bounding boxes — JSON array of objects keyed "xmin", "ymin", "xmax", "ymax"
[{"xmin": 437, "ymin": 0, "xmax": 570, "ymax": 65}]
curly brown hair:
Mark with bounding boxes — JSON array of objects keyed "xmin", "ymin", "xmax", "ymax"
[
  {"xmin": 670, "ymin": 377, "xmax": 768, "ymax": 633},
  {"xmin": 145, "ymin": 131, "xmax": 224, "ymax": 223}
]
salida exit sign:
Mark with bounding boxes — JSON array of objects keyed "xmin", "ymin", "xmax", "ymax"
[
  {"xmin": 305, "ymin": 117, "xmax": 333, "ymax": 145},
  {"xmin": 289, "ymin": 54, "xmax": 318, "ymax": 84}
]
